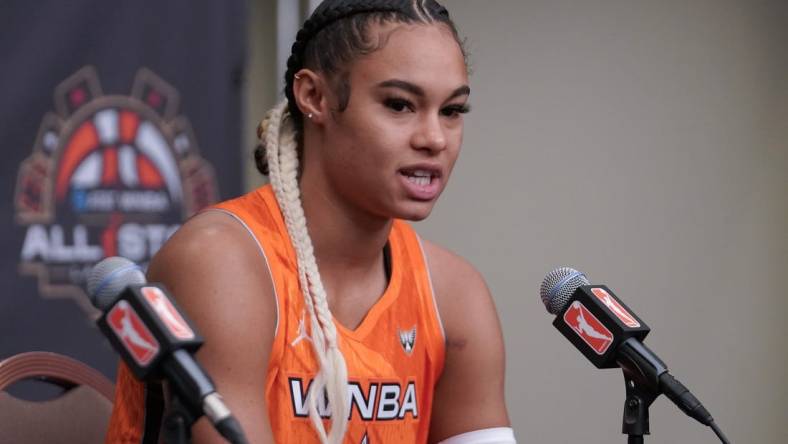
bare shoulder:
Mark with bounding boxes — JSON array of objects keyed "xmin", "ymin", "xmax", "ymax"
[
  {"xmin": 420, "ymin": 238, "xmax": 510, "ymax": 442},
  {"xmin": 149, "ymin": 209, "xmax": 262, "ymax": 282},
  {"xmin": 148, "ymin": 209, "xmax": 275, "ymax": 331},
  {"xmin": 148, "ymin": 209, "xmax": 276, "ymax": 443},
  {"xmin": 420, "ymin": 239, "xmax": 492, "ymax": 329}
]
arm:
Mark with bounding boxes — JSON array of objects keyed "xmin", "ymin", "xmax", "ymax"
[
  {"xmin": 147, "ymin": 210, "xmax": 276, "ymax": 444},
  {"xmin": 423, "ymin": 240, "xmax": 511, "ymax": 443}
]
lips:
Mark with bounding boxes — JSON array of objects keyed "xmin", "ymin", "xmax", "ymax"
[{"xmin": 398, "ymin": 165, "xmax": 442, "ymax": 201}]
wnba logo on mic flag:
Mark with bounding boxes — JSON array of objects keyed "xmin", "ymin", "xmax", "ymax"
[
  {"xmin": 590, "ymin": 287, "xmax": 640, "ymax": 328},
  {"xmin": 14, "ymin": 66, "xmax": 219, "ymax": 315},
  {"xmin": 141, "ymin": 286, "xmax": 195, "ymax": 340},
  {"xmin": 563, "ymin": 301, "xmax": 614, "ymax": 355},
  {"xmin": 107, "ymin": 300, "xmax": 161, "ymax": 366}
]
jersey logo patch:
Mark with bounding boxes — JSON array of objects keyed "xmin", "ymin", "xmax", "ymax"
[
  {"xmin": 291, "ymin": 310, "xmax": 312, "ymax": 347},
  {"xmin": 398, "ymin": 325, "xmax": 416, "ymax": 355}
]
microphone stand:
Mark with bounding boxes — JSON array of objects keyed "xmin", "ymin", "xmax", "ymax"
[
  {"xmin": 162, "ymin": 394, "xmax": 196, "ymax": 444},
  {"xmin": 160, "ymin": 390, "xmax": 249, "ymax": 444},
  {"xmin": 621, "ymin": 370, "xmax": 659, "ymax": 444}
]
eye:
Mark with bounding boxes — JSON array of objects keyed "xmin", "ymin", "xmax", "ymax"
[
  {"xmin": 384, "ymin": 97, "xmax": 414, "ymax": 113},
  {"xmin": 441, "ymin": 103, "xmax": 471, "ymax": 118}
]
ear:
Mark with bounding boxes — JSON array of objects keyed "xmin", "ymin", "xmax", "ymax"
[{"xmin": 292, "ymin": 69, "xmax": 329, "ymax": 124}]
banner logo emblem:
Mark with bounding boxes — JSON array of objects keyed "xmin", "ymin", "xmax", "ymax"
[{"xmin": 15, "ymin": 66, "xmax": 218, "ymax": 315}]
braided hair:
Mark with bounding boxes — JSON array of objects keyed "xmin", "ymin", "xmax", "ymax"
[{"xmin": 255, "ymin": 1, "xmax": 463, "ymax": 442}]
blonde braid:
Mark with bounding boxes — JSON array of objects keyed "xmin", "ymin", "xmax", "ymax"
[{"xmin": 260, "ymin": 100, "xmax": 350, "ymax": 443}]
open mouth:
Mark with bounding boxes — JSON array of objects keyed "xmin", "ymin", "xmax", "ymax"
[
  {"xmin": 398, "ymin": 167, "xmax": 442, "ymax": 201},
  {"xmin": 400, "ymin": 169, "xmax": 435, "ymax": 186}
]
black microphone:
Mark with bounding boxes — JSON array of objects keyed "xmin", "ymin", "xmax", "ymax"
[
  {"xmin": 539, "ymin": 267, "xmax": 716, "ymax": 428},
  {"xmin": 88, "ymin": 256, "xmax": 247, "ymax": 444}
]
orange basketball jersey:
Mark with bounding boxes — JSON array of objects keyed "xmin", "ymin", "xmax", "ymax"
[{"xmin": 104, "ymin": 184, "xmax": 446, "ymax": 443}]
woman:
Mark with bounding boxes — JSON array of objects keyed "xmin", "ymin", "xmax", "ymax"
[{"xmin": 106, "ymin": 1, "xmax": 512, "ymax": 443}]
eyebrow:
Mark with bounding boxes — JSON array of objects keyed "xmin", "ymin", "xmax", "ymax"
[{"xmin": 377, "ymin": 79, "xmax": 470, "ymax": 101}]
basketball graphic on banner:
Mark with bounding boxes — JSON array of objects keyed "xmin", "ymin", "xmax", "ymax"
[{"xmin": 14, "ymin": 66, "xmax": 219, "ymax": 315}]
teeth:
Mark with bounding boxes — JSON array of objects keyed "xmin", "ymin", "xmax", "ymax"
[
  {"xmin": 406, "ymin": 175, "xmax": 431, "ymax": 186},
  {"xmin": 401, "ymin": 169, "xmax": 435, "ymax": 187}
]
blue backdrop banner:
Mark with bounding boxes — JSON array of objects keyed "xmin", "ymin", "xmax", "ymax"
[{"xmin": 0, "ymin": 0, "xmax": 247, "ymax": 381}]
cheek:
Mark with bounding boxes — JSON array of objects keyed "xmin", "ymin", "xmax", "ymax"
[
  {"xmin": 329, "ymin": 134, "xmax": 398, "ymax": 184},
  {"xmin": 349, "ymin": 124, "xmax": 405, "ymax": 167},
  {"xmin": 446, "ymin": 128, "xmax": 464, "ymax": 166}
]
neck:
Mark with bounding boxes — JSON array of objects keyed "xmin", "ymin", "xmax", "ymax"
[
  {"xmin": 297, "ymin": 127, "xmax": 394, "ymax": 271},
  {"xmin": 299, "ymin": 175, "xmax": 392, "ymax": 271},
  {"xmin": 293, "ymin": 128, "xmax": 395, "ymax": 310},
  {"xmin": 298, "ymin": 176, "xmax": 393, "ymax": 310}
]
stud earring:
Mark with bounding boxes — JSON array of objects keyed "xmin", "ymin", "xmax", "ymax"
[
  {"xmin": 294, "ymin": 74, "xmax": 302, "ymax": 80},
  {"xmin": 307, "ymin": 113, "xmax": 313, "ymax": 119}
]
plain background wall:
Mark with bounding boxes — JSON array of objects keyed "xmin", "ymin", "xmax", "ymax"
[{"xmin": 247, "ymin": 1, "xmax": 787, "ymax": 442}]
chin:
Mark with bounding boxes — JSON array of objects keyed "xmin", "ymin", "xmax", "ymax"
[{"xmin": 393, "ymin": 200, "xmax": 436, "ymax": 221}]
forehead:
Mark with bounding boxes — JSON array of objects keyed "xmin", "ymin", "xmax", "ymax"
[{"xmin": 350, "ymin": 23, "xmax": 468, "ymax": 94}]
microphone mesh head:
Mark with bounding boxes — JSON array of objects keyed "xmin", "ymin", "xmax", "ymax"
[
  {"xmin": 87, "ymin": 256, "xmax": 147, "ymax": 311},
  {"xmin": 540, "ymin": 267, "xmax": 590, "ymax": 314}
]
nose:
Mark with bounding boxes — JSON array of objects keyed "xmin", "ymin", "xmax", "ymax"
[{"xmin": 411, "ymin": 113, "xmax": 447, "ymax": 153}]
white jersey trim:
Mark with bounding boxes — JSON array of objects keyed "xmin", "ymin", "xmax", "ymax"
[
  {"xmin": 207, "ymin": 208, "xmax": 280, "ymax": 334},
  {"xmin": 415, "ymin": 234, "xmax": 446, "ymax": 342}
]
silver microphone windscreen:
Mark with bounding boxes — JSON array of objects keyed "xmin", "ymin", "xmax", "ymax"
[
  {"xmin": 540, "ymin": 267, "xmax": 590, "ymax": 314},
  {"xmin": 87, "ymin": 256, "xmax": 147, "ymax": 311}
]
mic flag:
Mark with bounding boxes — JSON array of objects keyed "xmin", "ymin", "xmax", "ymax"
[
  {"xmin": 97, "ymin": 283, "xmax": 203, "ymax": 380},
  {"xmin": 553, "ymin": 285, "xmax": 649, "ymax": 369}
]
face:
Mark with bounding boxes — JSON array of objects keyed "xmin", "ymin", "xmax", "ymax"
[{"xmin": 308, "ymin": 22, "xmax": 470, "ymax": 222}]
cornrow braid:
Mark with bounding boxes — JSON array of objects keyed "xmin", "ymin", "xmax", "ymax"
[
  {"xmin": 284, "ymin": 0, "xmax": 451, "ymax": 126},
  {"xmin": 255, "ymin": 1, "xmax": 460, "ymax": 442},
  {"xmin": 254, "ymin": 0, "xmax": 460, "ymax": 177},
  {"xmin": 288, "ymin": 1, "xmax": 419, "ymax": 107}
]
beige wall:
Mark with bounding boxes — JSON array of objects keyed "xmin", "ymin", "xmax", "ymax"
[
  {"xmin": 244, "ymin": 1, "xmax": 277, "ymax": 190},
  {"xmin": 426, "ymin": 1, "xmax": 787, "ymax": 443},
  {"xmin": 247, "ymin": 1, "xmax": 788, "ymax": 442}
]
